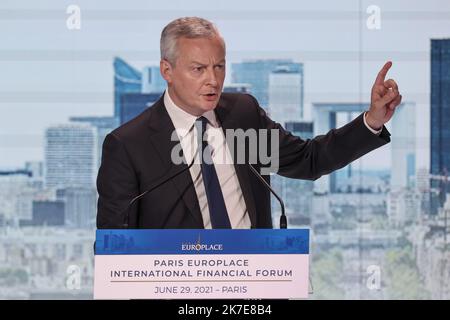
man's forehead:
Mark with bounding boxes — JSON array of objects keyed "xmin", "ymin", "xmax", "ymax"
[
  {"xmin": 178, "ymin": 35, "xmax": 223, "ymax": 45},
  {"xmin": 176, "ymin": 37, "xmax": 226, "ymax": 64},
  {"xmin": 178, "ymin": 37, "xmax": 225, "ymax": 51}
]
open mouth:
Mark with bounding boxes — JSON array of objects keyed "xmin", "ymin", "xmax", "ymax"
[{"xmin": 203, "ymin": 93, "xmax": 218, "ymax": 101}]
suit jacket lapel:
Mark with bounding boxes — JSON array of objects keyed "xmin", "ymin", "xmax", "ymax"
[{"xmin": 147, "ymin": 97, "xmax": 204, "ymax": 227}]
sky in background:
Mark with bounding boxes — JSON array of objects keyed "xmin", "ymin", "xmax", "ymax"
[{"xmin": 1, "ymin": 0, "xmax": 450, "ymax": 170}]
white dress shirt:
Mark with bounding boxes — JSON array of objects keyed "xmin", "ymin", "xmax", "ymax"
[
  {"xmin": 164, "ymin": 90, "xmax": 251, "ymax": 229},
  {"xmin": 363, "ymin": 112, "xmax": 383, "ymax": 135}
]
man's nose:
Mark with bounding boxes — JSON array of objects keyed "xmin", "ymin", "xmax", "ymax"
[{"xmin": 205, "ymin": 67, "xmax": 218, "ymax": 87}]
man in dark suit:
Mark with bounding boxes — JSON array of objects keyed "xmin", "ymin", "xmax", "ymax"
[{"xmin": 96, "ymin": 17, "xmax": 402, "ymax": 229}]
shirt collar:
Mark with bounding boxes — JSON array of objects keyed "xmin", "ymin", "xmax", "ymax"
[{"xmin": 164, "ymin": 89, "xmax": 219, "ymax": 139}]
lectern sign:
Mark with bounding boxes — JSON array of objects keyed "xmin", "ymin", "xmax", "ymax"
[{"xmin": 94, "ymin": 229, "xmax": 309, "ymax": 299}]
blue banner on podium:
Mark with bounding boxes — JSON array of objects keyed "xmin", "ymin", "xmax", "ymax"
[{"xmin": 95, "ymin": 229, "xmax": 309, "ymax": 255}]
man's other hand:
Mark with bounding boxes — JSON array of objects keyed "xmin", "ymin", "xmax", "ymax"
[{"xmin": 366, "ymin": 61, "xmax": 402, "ymax": 130}]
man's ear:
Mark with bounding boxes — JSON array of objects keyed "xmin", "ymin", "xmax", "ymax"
[{"xmin": 160, "ymin": 59, "xmax": 173, "ymax": 84}]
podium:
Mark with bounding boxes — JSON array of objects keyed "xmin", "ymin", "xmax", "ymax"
[{"xmin": 94, "ymin": 229, "xmax": 309, "ymax": 299}]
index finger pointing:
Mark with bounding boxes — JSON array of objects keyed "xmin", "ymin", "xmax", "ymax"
[{"xmin": 375, "ymin": 61, "xmax": 393, "ymax": 85}]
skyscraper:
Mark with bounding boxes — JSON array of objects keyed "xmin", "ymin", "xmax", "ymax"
[
  {"xmin": 45, "ymin": 124, "xmax": 97, "ymax": 189},
  {"xmin": 119, "ymin": 93, "xmax": 162, "ymax": 125},
  {"xmin": 114, "ymin": 58, "xmax": 167, "ymax": 125},
  {"xmin": 141, "ymin": 66, "xmax": 166, "ymax": 94},
  {"xmin": 69, "ymin": 116, "xmax": 118, "ymax": 169},
  {"xmin": 430, "ymin": 39, "xmax": 450, "ymax": 214},
  {"xmin": 114, "ymin": 57, "xmax": 142, "ymax": 119},
  {"xmin": 268, "ymin": 65, "xmax": 304, "ymax": 125},
  {"xmin": 232, "ymin": 59, "xmax": 303, "ymax": 110}
]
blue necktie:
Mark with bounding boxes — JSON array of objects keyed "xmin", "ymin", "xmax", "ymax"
[{"xmin": 196, "ymin": 116, "xmax": 231, "ymax": 229}]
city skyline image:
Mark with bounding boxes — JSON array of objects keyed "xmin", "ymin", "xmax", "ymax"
[{"xmin": 0, "ymin": 0, "xmax": 449, "ymax": 300}]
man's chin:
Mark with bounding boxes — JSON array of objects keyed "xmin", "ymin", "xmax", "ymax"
[{"xmin": 200, "ymin": 101, "xmax": 219, "ymax": 112}]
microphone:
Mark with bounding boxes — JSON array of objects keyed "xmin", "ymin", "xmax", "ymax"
[
  {"xmin": 247, "ymin": 163, "xmax": 287, "ymax": 229},
  {"xmin": 122, "ymin": 148, "xmax": 199, "ymax": 228}
]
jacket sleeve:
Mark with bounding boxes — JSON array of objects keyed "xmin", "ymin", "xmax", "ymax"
[
  {"xmin": 250, "ymin": 95, "xmax": 391, "ymax": 180},
  {"xmin": 96, "ymin": 133, "xmax": 139, "ymax": 228}
]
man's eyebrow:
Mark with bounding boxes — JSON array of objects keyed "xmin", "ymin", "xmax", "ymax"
[
  {"xmin": 190, "ymin": 61, "xmax": 207, "ymax": 66},
  {"xmin": 189, "ymin": 59, "xmax": 226, "ymax": 66}
]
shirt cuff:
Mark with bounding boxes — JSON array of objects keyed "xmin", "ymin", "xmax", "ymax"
[{"xmin": 363, "ymin": 112, "xmax": 382, "ymax": 135}]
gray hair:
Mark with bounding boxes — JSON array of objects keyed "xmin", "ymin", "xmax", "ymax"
[{"xmin": 160, "ymin": 17, "xmax": 225, "ymax": 65}]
